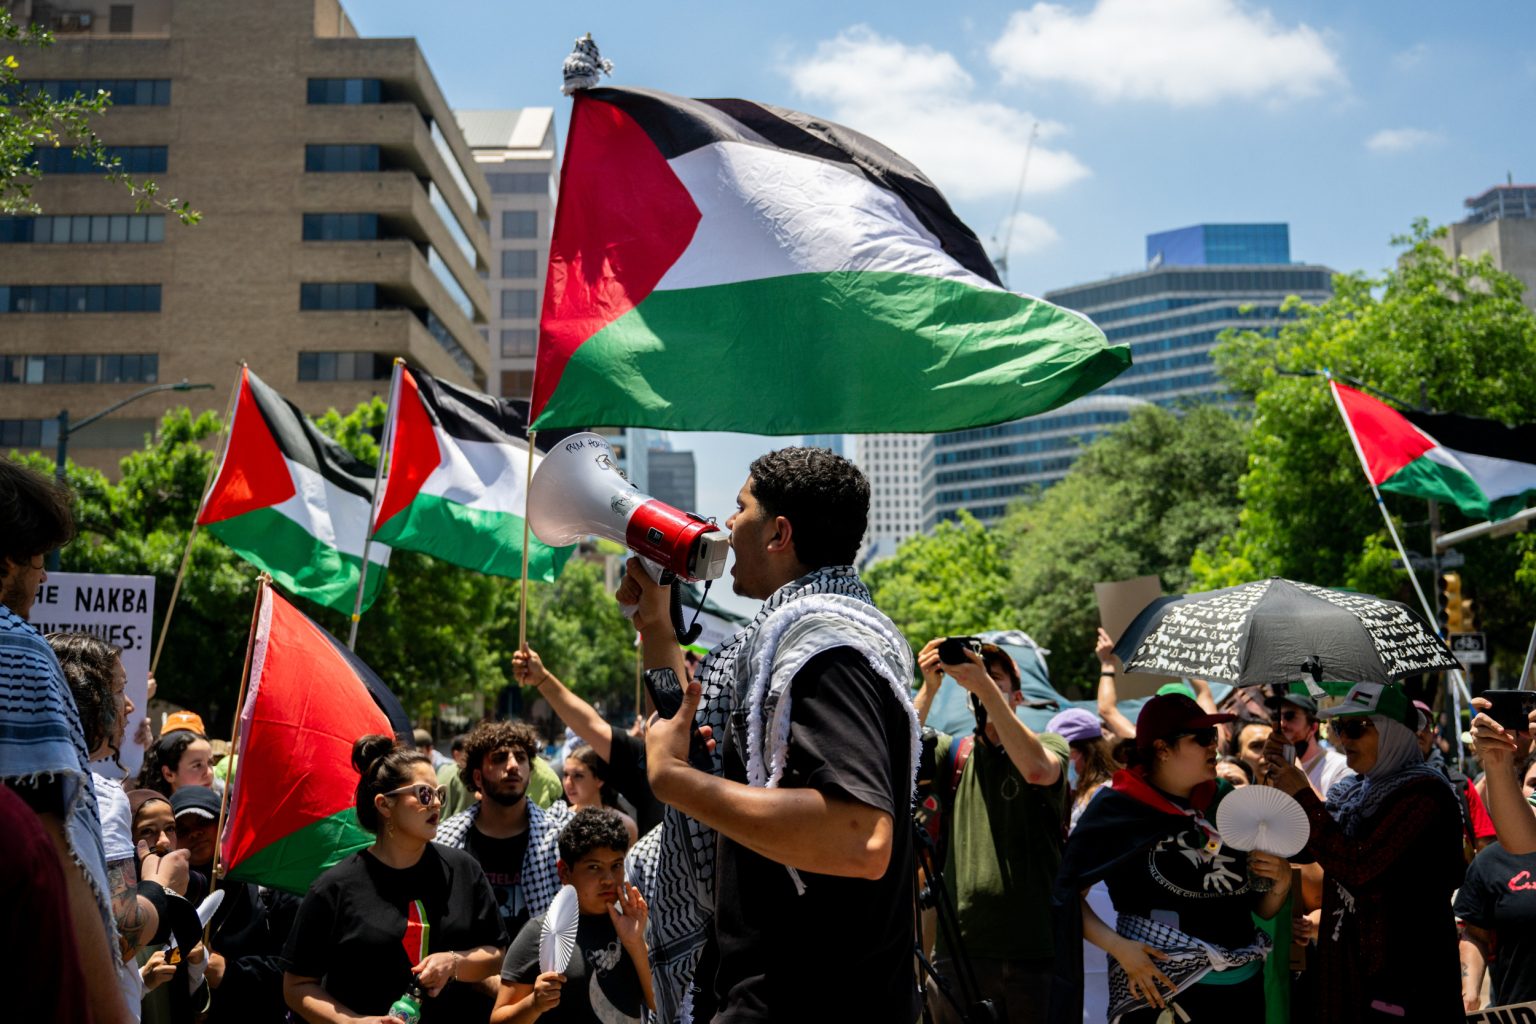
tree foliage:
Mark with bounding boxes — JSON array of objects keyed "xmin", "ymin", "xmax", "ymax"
[
  {"xmin": 865, "ymin": 511, "xmax": 1013, "ymax": 651},
  {"xmin": 1194, "ymin": 220, "xmax": 1536, "ymax": 676}
]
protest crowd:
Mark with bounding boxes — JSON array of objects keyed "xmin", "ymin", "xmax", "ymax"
[{"xmin": 4, "ymin": 438, "xmax": 1535, "ymax": 1024}]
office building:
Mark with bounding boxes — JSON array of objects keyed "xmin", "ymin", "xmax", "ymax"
[
  {"xmin": 455, "ymin": 107, "xmax": 557, "ymax": 400},
  {"xmin": 1, "ymin": 0, "xmax": 493, "ymax": 469},
  {"xmin": 923, "ymin": 224, "xmax": 1334, "ymax": 527},
  {"xmin": 647, "ymin": 446, "xmax": 698, "ymax": 513},
  {"xmin": 857, "ymin": 433, "xmax": 930, "ymax": 568},
  {"xmin": 803, "ymin": 433, "xmax": 845, "ymax": 457},
  {"xmin": 1428, "ymin": 182, "xmax": 1536, "ymax": 313}
]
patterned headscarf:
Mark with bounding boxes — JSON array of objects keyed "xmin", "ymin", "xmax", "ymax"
[{"xmin": 1323, "ymin": 714, "xmax": 1445, "ymax": 836}]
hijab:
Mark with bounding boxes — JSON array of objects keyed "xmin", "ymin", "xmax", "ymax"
[{"xmin": 1324, "ymin": 714, "xmax": 1445, "ymax": 836}]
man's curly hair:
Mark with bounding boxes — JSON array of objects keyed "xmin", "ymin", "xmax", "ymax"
[
  {"xmin": 558, "ymin": 806, "xmax": 631, "ymax": 863},
  {"xmin": 748, "ymin": 447, "xmax": 869, "ymax": 569},
  {"xmin": 460, "ymin": 719, "xmax": 542, "ymax": 791}
]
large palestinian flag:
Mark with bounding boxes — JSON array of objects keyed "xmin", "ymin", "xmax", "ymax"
[
  {"xmin": 531, "ymin": 86, "xmax": 1128, "ymax": 434},
  {"xmin": 220, "ymin": 581, "xmax": 412, "ymax": 894},
  {"xmin": 198, "ymin": 367, "xmax": 389, "ymax": 612},
  {"xmin": 372, "ymin": 365, "xmax": 573, "ymax": 581},
  {"xmin": 1332, "ymin": 380, "xmax": 1536, "ymax": 521}
]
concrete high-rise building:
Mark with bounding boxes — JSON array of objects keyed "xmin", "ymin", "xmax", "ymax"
[
  {"xmin": 647, "ymin": 447, "xmax": 697, "ymax": 513},
  {"xmin": 923, "ymin": 224, "xmax": 1334, "ymax": 528},
  {"xmin": 856, "ymin": 433, "xmax": 929, "ymax": 568},
  {"xmin": 803, "ymin": 433, "xmax": 845, "ymax": 457},
  {"xmin": 1, "ymin": 0, "xmax": 493, "ymax": 469},
  {"xmin": 455, "ymin": 108, "xmax": 557, "ymax": 400},
  {"xmin": 1428, "ymin": 182, "xmax": 1536, "ymax": 313}
]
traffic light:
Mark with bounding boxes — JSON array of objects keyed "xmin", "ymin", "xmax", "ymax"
[
  {"xmin": 1460, "ymin": 594, "xmax": 1475, "ymax": 632},
  {"xmin": 1440, "ymin": 572, "xmax": 1464, "ymax": 633}
]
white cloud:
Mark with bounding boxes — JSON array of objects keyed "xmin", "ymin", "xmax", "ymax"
[
  {"xmin": 988, "ymin": 0, "xmax": 1346, "ymax": 106},
  {"xmin": 994, "ymin": 211, "xmax": 1061, "ymax": 261},
  {"xmin": 1364, "ymin": 128, "xmax": 1442, "ymax": 154},
  {"xmin": 1392, "ymin": 43, "xmax": 1428, "ymax": 70},
  {"xmin": 782, "ymin": 26, "xmax": 1090, "ymax": 202}
]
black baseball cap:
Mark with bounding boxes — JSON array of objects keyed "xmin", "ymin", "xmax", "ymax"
[{"xmin": 170, "ymin": 785, "xmax": 221, "ymax": 822}]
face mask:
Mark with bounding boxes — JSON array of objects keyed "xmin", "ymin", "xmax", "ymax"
[{"xmin": 1067, "ymin": 760, "xmax": 1080, "ymax": 789}]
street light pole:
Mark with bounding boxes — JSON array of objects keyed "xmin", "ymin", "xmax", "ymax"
[{"xmin": 48, "ymin": 378, "xmax": 215, "ymax": 569}]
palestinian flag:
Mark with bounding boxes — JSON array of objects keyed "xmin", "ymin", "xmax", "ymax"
[
  {"xmin": 1331, "ymin": 381, "xmax": 1536, "ymax": 521},
  {"xmin": 198, "ymin": 367, "xmax": 389, "ymax": 613},
  {"xmin": 372, "ymin": 365, "xmax": 573, "ymax": 581},
  {"xmin": 220, "ymin": 581, "xmax": 412, "ymax": 894},
  {"xmin": 531, "ymin": 86, "xmax": 1128, "ymax": 434}
]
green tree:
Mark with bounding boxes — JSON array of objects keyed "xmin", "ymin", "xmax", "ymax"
[
  {"xmin": 993, "ymin": 403, "xmax": 1250, "ymax": 694},
  {"xmin": 2, "ymin": 11, "xmax": 197, "ymax": 220},
  {"xmin": 1194, "ymin": 221, "xmax": 1536, "ymax": 676},
  {"xmin": 865, "ymin": 511, "xmax": 1013, "ymax": 652}
]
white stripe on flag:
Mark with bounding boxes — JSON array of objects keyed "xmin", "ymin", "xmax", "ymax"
[{"xmin": 272, "ymin": 460, "xmax": 390, "ymax": 567}]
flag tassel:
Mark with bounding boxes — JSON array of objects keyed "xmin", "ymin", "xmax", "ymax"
[{"xmin": 348, "ymin": 359, "xmax": 404, "ymax": 650}]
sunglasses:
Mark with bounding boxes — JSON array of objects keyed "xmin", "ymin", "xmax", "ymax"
[
  {"xmin": 384, "ymin": 784, "xmax": 448, "ymax": 808},
  {"xmin": 1173, "ymin": 727, "xmax": 1219, "ymax": 747},
  {"xmin": 1335, "ymin": 718, "xmax": 1375, "ymax": 740}
]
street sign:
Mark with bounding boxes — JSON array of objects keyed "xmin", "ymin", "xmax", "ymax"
[
  {"xmin": 1440, "ymin": 548, "xmax": 1466, "ymax": 569},
  {"xmin": 1450, "ymin": 631, "xmax": 1488, "ymax": 666}
]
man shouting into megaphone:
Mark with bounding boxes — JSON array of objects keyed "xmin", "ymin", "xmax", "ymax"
[{"xmin": 615, "ymin": 446, "xmax": 920, "ymax": 1024}]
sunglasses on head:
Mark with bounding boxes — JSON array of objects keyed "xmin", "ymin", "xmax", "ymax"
[
  {"xmin": 1172, "ymin": 727, "xmax": 1219, "ymax": 747},
  {"xmin": 384, "ymin": 783, "xmax": 447, "ymax": 808},
  {"xmin": 1335, "ymin": 718, "xmax": 1375, "ymax": 740}
]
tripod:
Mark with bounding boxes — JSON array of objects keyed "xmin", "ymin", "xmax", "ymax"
[{"xmin": 913, "ymin": 817, "xmax": 999, "ymax": 1024}]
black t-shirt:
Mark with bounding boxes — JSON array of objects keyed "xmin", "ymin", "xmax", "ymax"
[
  {"xmin": 503, "ymin": 910, "xmax": 645, "ymax": 1023},
  {"xmin": 1101, "ymin": 787, "xmax": 1257, "ymax": 950},
  {"xmin": 607, "ymin": 729, "xmax": 665, "ymax": 835},
  {"xmin": 1456, "ymin": 841, "xmax": 1536, "ymax": 1005},
  {"xmin": 465, "ymin": 824, "xmax": 532, "ymax": 937},
  {"xmin": 713, "ymin": 646, "xmax": 918, "ymax": 1023},
  {"xmin": 281, "ymin": 845, "xmax": 508, "ymax": 1023}
]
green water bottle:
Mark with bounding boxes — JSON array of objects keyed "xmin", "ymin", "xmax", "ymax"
[{"xmin": 388, "ymin": 981, "xmax": 423, "ymax": 1023}]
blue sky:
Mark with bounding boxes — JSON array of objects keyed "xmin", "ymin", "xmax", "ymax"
[{"xmin": 355, "ymin": 0, "xmax": 1535, "ymax": 614}]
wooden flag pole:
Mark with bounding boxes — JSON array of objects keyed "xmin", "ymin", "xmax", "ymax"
[
  {"xmin": 150, "ymin": 369, "xmax": 242, "ymax": 677},
  {"xmin": 518, "ymin": 430, "xmax": 538, "ymax": 653},
  {"xmin": 347, "ymin": 359, "xmax": 403, "ymax": 650},
  {"xmin": 206, "ymin": 573, "xmax": 268, "ymax": 946}
]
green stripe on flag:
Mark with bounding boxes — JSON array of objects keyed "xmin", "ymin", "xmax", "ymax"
[
  {"xmin": 534, "ymin": 270, "xmax": 1127, "ymax": 434},
  {"xmin": 373, "ymin": 492, "xmax": 572, "ymax": 582},
  {"xmin": 207, "ymin": 507, "xmax": 386, "ymax": 613},
  {"xmin": 1380, "ymin": 455, "xmax": 1491, "ymax": 520},
  {"xmin": 224, "ymin": 806, "xmax": 374, "ymax": 894}
]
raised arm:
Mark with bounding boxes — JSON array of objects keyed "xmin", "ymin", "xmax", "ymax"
[
  {"xmin": 1471, "ymin": 698, "xmax": 1536, "ymax": 854},
  {"xmin": 1095, "ymin": 629, "xmax": 1137, "ymax": 740},
  {"xmin": 913, "ymin": 639, "xmax": 945, "ymax": 728},
  {"xmin": 951, "ymin": 651, "xmax": 1061, "ymax": 786},
  {"xmin": 513, "ymin": 647, "xmax": 613, "ymax": 762}
]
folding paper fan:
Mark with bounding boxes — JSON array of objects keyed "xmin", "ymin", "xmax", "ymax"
[
  {"xmin": 1214, "ymin": 785, "xmax": 1310, "ymax": 858},
  {"xmin": 539, "ymin": 885, "xmax": 580, "ymax": 974}
]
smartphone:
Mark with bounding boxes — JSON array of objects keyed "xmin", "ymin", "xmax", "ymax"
[
  {"xmin": 643, "ymin": 668, "xmax": 714, "ymax": 771},
  {"xmin": 1483, "ymin": 690, "xmax": 1536, "ymax": 732},
  {"xmin": 938, "ymin": 636, "xmax": 984, "ymax": 666}
]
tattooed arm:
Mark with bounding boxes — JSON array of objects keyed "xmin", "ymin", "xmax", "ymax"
[{"xmin": 108, "ymin": 856, "xmax": 152, "ymax": 958}]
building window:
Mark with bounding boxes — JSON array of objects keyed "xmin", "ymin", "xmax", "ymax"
[
  {"xmin": 1, "ymin": 214, "xmax": 165, "ymax": 244},
  {"xmin": 296, "ymin": 351, "xmax": 392, "ymax": 382},
  {"xmin": 501, "ymin": 289, "xmax": 537, "ymax": 318},
  {"xmin": 301, "ymin": 213, "xmax": 380, "ymax": 241},
  {"xmin": 501, "ymin": 210, "xmax": 537, "ymax": 238},
  {"xmin": 17, "ymin": 79, "xmax": 170, "ymax": 105},
  {"xmin": 306, "ymin": 78, "xmax": 383, "ymax": 104},
  {"xmin": 31, "ymin": 146, "xmax": 168, "ymax": 174},
  {"xmin": 501, "ymin": 250, "xmax": 538, "ymax": 279},
  {"xmin": 500, "ymin": 328, "xmax": 537, "ymax": 358},
  {"xmin": 304, "ymin": 145, "xmax": 381, "ymax": 173},
  {"xmin": 108, "ymin": 5, "xmax": 133, "ymax": 33},
  {"xmin": 1, "ymin": 353, "xmax": 158, "ymax": 384},
  {"xmin": 0, "ymin": 285, "xmax": 161, "ymax": 313},
  {"xmin": 486, "ymin": 173, "xmax": 548, "ymax": 195},
  {"xmin": 0, "ymin": 420, "xmax": 45, "ymax": 447},
  {"xmin": 299, "ymin": 283, "xmax": 378, "ymax": 311},
  {"xmin": 500, "ymin": 370, "xmax": 534, "ymax": 398}
]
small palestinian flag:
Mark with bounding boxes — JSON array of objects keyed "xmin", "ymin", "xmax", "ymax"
[
  {"xmin": 1331, "ymin": 380, "xmax": 1536, "ymax": 521},
  {"xmin": 372, "ymin": 365, "xmax": 573, "ymax": 581},
  {"xmin": 532, "ymin": 86, "xmax": 1128, "ymax": 434},
  {"xmin": 220, "ymin": 581, "xmax": 411, "ymax": 894},
  {"xmin": 199, "ymin": 367, "xmax": 389, "ymax": 612}
]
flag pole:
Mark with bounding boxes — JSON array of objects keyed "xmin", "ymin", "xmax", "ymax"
[
  {"xmin": 1329, "ymin": 380, "xmax": 1475, "ymax": 705},
  {"xmin": 151, "ymin": 368, "xmax": 242, "ymax": 676},
  {"xmin": 208, "ymin": 574, "xmax": 268, "ymax": 945},
  {"xmin": 348, "ymin": 359, "xmax": 403, "ymax": 650},
  {"xmin": 518, "ymin": 429, "xmax": 538, "ymax": 653}
]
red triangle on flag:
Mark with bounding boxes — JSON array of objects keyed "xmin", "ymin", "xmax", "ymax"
[{"xmin": 199, "ymin": 367, "xmax": 297, "ymax": 525}]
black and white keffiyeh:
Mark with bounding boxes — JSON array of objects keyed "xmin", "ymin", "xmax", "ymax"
[{"xmin": 1106, "ymin": 914, "xmax": 1271, "ymax": 1023}]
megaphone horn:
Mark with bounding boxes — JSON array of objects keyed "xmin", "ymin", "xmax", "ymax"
[{"xmin": 528, "ymin": 433, "xmax": 730, "ymax": 584}]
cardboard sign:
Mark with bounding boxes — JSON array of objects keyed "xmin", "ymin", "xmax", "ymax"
[
  {"xmin": 29, "ymin": 572, "xmax": 155, "ymax": 775},
  {"xmin": 1467, "ymin": 1000, "xmax": 1536, "ymax": 1023},
  {"xmin": 1095, "ymin": 575, "xmax": 1178, "ymax": 699}
]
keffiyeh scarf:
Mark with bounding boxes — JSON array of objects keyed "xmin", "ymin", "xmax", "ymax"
[
  {"xmin": 1107, "ymin": 914, "xmax": 1271, "ymax": 1023},
  {"xmin": 1324, "ymin": 715, "xmax": 1447, "ymax": 837}
]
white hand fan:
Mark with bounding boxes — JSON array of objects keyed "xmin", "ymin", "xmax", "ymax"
[
  {"xmin": 1214, "ymin": 785, "xmax": 1310, "ymax": 857},
  {"xmin": 166, "ymin": 889, "xmax": 225, "ymax": 952},
  {"xmin": 539, "ymin": 885, "xmax": 580, "ymax": 974}
]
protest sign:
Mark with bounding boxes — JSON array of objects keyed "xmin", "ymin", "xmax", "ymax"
[
  {"xmin": 30, "ymin": 572, "xmax": 155, "ymax": 776},
  {"xmin": 1467, "ymin": 1000, "xmax": 1536, "ymax": 1023},
  {"xmin": 1095, "ymin": 575, "xmax": 1178, "ymax": 699}
]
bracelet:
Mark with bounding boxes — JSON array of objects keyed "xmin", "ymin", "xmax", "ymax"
[{"xmin": 1099, "ymin": 670, "xmax": 1116, "ymax": 677}]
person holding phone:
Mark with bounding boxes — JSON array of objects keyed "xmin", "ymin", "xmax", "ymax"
[{"xmin": 1263, "ymin": 682, "xmax": 1463, "ymax": 1022}]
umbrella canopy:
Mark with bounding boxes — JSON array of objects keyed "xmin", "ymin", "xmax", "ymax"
[{"xmin": 1113, "ymin": 577, "xmax": 1458, "ymax": 688}]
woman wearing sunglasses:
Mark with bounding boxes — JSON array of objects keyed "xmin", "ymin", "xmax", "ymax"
[
  {"xmin": 1052, "ymin": 694, "xmax": 1291, "ymax": 1023},
  {"xmin": 282, "ymin": 734, "xmax": 508, "ymax": 1023},
  {"xmin": 1263, "ymin": 682, "xmax": 1463, "ymax": 1022}
]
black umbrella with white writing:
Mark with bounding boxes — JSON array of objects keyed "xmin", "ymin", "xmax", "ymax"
[{"xmin": 1112, "ymin": 577, "xmax": 1458, "ymax": 688}]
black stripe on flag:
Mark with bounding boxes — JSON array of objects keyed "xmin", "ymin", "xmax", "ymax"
[
  {"xmin": 1404, "ymin": 409, "xmax": 1536, "ymax": 466},
  {"xmin": 244, "ymin": 368, "xmax": 375, "ymax": 500},
  {"xmin": 584, "ymin": 86, "xmax": 1002, "ymax": 288},
  {"xmin": 411, "ymin": 366, "xmax": 578, "ymax": 454}
]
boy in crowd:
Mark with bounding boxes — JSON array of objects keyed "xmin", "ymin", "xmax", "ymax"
[{"xmin": 494, "ymin": 808, "xmax": 654, "ymax": 1023}]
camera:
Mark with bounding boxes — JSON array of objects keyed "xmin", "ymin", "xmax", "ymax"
[{"xmin": 938, "ymin": 636, "xmax": 983, "ymax": 666}]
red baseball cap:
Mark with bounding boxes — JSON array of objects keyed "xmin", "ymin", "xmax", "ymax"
[{"xmin": 1135, "ymin": 694, "xmax": 1235, "ymax": 755}]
